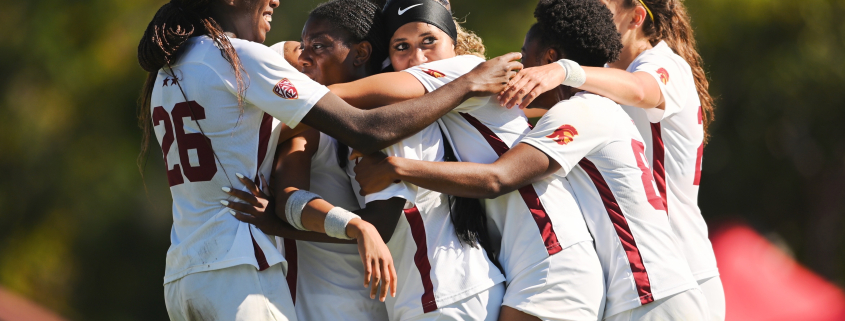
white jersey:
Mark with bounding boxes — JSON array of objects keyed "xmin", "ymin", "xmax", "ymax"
[
  {"xmin": 623, "ymin": 41, "xmax": 719, "ymax": 281},
  {"xmin": 347, "ymin": 124, "xmax": 505, "ymax": 320},
  {"xmin": 403, "ymin": 55, "xmax": 594, "ymax": 281},
  {"xmin": 150, "ymin": 35, "xmax": 329, "ymax": 284},
  {"xmin": 520, "ymin": 92, "xmax": 698, "ymax": 317},
  {"xmin": 281, "ymin": 133, "xmax": 388, "ymax": 321}
]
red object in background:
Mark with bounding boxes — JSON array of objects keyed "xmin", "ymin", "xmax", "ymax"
[
  {"xmin": 711, "ymin": 223, "xmax": 845, "ymax": 321},
  {"xmin": 0, "ymin": 286, "xmax": 67, "ymax": 321}
]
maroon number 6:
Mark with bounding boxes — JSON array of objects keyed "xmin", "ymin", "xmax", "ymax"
[{"xmin": 153, "ymin": 101, "xmax": 218, "ymax": 187}]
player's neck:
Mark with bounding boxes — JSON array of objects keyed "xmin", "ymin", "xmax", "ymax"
[{"xmin": 610, "ymin": 37, "xmax": 653, "ymax": 70}]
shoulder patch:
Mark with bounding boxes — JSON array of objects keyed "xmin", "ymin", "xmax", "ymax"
[
  {"xmin": 657, "ymin": 68, "xmax": 669, "ymax": 85},
  {"xmin": 419, "ymin": 68, "xmax": 446, "ymax": 78},
  {"xmin": 273, "ymin": 78, "xmax": 299, "ymax": 99},
  {"xmin": 546, "ymin": 125, "xmax": 579, "ymax": 145}
]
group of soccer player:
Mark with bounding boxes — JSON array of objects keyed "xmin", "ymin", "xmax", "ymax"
[{"xmin": 137, "ymin": 0, "xmax": 723, "ymax": 320}]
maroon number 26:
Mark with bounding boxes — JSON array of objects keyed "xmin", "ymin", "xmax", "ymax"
[{"xmin": 153, "ymin": 101, "xmax": 218, "ymax": 187}]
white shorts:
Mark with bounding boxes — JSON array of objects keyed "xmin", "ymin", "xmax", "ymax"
[
  {"xmin": 164, "ymin": 264, "xmax": 297, "ymax": 321},
  {"xmin": 698, "ymin": 276, "xmax": 725, "ymax": 321},
  {"xmin": 290, "ymin": 242, "xmax": 389, "ymax": 321},
  {"xmin": 404, "ymin": 282, "xmax": 505, "ymax": 321},
  {"xmin": 603, "ymin": 288, "xmax": 708, "ymax": 321},
  {"xmin": 502, "ymin": 241, "xmax": 606, "ymax": 321}
]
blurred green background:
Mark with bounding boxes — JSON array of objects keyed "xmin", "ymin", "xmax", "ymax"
[{"xmin": 0, "ymin": 0, "xmax": 843, "ymax": 319}]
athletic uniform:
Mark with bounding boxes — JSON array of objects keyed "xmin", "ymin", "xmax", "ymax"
[
  {"xmin": 153, "ymin": 35, "xmax": 329, "ymax": 321},
  {"xmin": 520, "ymin": 92, "xmax": 706, "ymax": 320},
  {"xmin": 347, "ymin": 123, "xmax": 506, "ymax": 321},
  {"xmin": 404, "ymin": 55, "xmax": 604, "ymax": 321},
  {"xmin": 279, "ymin": 132, "xmax": 389, "ymax": 321},
  {"xmin": 622, "ymin": 41, "xmax": 724, "ymax": 320}
]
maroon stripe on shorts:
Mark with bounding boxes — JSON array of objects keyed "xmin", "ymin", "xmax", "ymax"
[
  {"xmin": 404, "ymin": 207, "xmax": 438, "ymax": 313},
  {"xmin": 579, "ymin": 159, "xmax": 654, "ymax": 305},
  {"xmin": 460, "ymin": 112, "xmax": 562, "ymax": 254},
  {"xmin": 650, "ymin": 123, "xmax": 668, "ymax": 211},
  {"xmin": 284, "ymin": 239, "xmax": 298, "ymax": 303}
]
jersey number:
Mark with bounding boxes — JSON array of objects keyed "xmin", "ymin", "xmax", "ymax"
[
  {"xmin": 632, "ymin": 140, "xmax": 666, "ymax": 211},
  {"xmin": 153, "ymin": 101, "xmax": 218, "ymax": 187}
]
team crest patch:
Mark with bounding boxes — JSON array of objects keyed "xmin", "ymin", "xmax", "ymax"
[
  {"xmin": 657, "ymin": 68, "xmax": 669, "ymax": 85},
  {"xmin": 546, "ymin": 125, "xmax": 579, "ymax": 145},
  {"xmin": 273, "ymin": 78, "xmax": 299, "ymax": 99},
  {"xmin": 420, "ymin": 68, "xmax": 446, "ymax": 78}
]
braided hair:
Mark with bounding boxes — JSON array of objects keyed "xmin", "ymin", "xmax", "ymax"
[
  {"xmin": 309, "ymin": 0, "xmax": 390, "ymax": 74},
  {"xmin": 136, "ymin": 0, "xmax": 247, "ymax": 174},
  {"xmin": 532, "ymin": 0, "xmax": 623, "ymax": 68}
]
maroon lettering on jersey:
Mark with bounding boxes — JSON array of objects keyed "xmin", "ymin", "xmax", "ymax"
[
  {"xmin": 546, "ymin": 124, "xmax": 579, "ymax": 145},
  {"xmin": 657, "ymin": 68, "xmax": 670, "ymax": 85},
  {"xmin": 420, "ymin": 68, "xmax": 446, "ymax": 78},
  {"xmin": 273, "ymin": 78, "xmax": 299, "ymax": 99}
]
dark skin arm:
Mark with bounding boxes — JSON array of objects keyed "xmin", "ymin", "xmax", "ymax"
[
  {"xmin": 226, "ymin": 130, "xmax": 402, "ymax": 300},
  {"xmin": 353, "ymin": 143, "xmax": 562, "ymax": 199},
  {"xmin": 233, "ymin": 129, "xmax": 406, "ymax": 243},
  {"xmin": 302, "ymin": 53, "xmax": 523, "ymax": 155}
]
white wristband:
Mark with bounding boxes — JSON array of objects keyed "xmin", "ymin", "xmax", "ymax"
[
  {"xmin": 285, "ymin": 190, "xmax": 321, "ymax": 231},
  {"xmin": 324, "ymin": 207, "xmax": 361, "ymax": 240},
  {"xmin": 555, "ymin": 59, "xmax": 587, "ymax": 88}
]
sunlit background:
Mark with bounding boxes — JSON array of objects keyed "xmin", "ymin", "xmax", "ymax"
[{"xmin": 0, "ymin": 0, "xmax": 844, "ymax": 319}]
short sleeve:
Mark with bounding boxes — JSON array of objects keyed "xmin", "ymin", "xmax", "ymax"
[
  {"xmin": 351, "ymin": 124, "xmax": 444, "ymax": 205},
  {"xmin": 518, "ymin": 99, "xmax": 609, "ymax": 176},
  {"xmin": 235, "ymin": 41, "xmax": 329, "ymax": 128},
  {"xmin": 403, "ymin": 55, "xmax": 490, "ymax": 113},
  {"xmin": 629, "ymin": 52, "xmax": 688, "ymax": 122}
]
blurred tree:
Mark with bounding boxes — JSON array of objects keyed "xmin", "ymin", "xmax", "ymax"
[{"xmin": 0, "ymin": 0, "xmax": 842, "ymax": 319}]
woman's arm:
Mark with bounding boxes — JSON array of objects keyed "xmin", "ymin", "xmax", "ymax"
[
  {"xmin": 353, "ymin": 143, "xmax": 561, "ymax": 199},
  {"xmin": 302, "ymin": 53, "xmax": 523, "ymax": 155},
  {"xmin": 498, "ymin": 63, "xmax": 664, "ymax": 110},
  {"xmin": 257, "ymin": 129, "xmax": 404, "ymax": 242},
  {"xmin": 328, "ymin": 72, "xmax": 427, "ymax": 109}
]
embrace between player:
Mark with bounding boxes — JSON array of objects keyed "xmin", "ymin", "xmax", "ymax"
[{"xmin": 137, "ymin": 0, "xmax": 723, "ymax": 320}]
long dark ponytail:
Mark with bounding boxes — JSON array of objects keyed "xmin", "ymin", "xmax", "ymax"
[
  {"xmin": 626, "ymin": 0, "xmax": 715, "ymax": 144},
  {"xmin": 136, "ymin": 0, "xmax": 247, "ymax": 173}
]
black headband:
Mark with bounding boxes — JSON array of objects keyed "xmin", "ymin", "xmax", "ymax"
[{"xmin": 384, "ymin": 0, "xmax": 457, "ymax": 43}]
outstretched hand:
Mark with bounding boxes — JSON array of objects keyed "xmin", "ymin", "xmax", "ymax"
[
  {"xmin": 463, "ymin": 52, "xmax": 523, "ymax": 97},
  {"xmin": 498, "ymin": 62, "xmax": 567, "ymax": 109}
]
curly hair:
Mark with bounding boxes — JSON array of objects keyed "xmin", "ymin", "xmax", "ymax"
[
  {"xmin": 310, "ymin": 0, "xmax": 389, "ymax": 73},
  {"xmin": 532, "ymin": 0, "xmax": 622, "ymax": 67},
  {"xmin": 454, "ymin": 19, "xmax": 486, "ymax": 59}
]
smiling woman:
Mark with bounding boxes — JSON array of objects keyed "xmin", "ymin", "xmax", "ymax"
[{"xmin": 134, "ymin": 0, "xmax": 521, "ymax": 318}]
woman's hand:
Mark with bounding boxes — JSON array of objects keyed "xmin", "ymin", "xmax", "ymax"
[
  {"xmin": 352, "ymin": 152, "xmax": 401, "ymax": 196},
  {"xmin": 498, "ymin": 63, "xmax": 567, "ymax": 109},
  {"xmin": 346, "ymin": 219, "xmax": 398, "ymax": 302},
  {"xmin": 222, "ymin": 174, "xmax": 287, "ymax": 235},
  {"xmin": 462, "ymin": 52, "xmax": 524, "ymax": 97}
]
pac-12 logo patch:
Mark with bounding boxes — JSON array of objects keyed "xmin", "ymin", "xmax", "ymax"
[
  {"xmin": 546, "ymin": 125, "xmax": 579, "ymax": 145},
  {"xmin": 273, "ymin": 78, "xmax": 299, "ymax": 99},
  {"xmin": 657, "ymin": 68, "xmax": 669, "ymax": 85},
  {"xmin": 420, "ymin": 68, "xmax": 446, "ymax": 78}
]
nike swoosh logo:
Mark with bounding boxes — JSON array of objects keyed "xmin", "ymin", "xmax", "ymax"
[{"xmin": 398, "ymin": 4, "xmax": 423, "ymax": 15}]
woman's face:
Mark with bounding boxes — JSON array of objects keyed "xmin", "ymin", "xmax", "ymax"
[
  {"xmin": 220, "ymin": 0, "xmax": 279, "ymax": 43},
  {"xmin": 389, "ymin": 22, "xmax": 456, "ymax": 71},
  {"xmin": 298, "ymin": 17, "xmax": 359, "ymax": 86}
]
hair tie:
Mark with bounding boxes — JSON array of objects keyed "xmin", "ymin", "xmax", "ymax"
[{"xmin": 636, "ymin": 0, "xmax": 654, "ymax": 22}]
